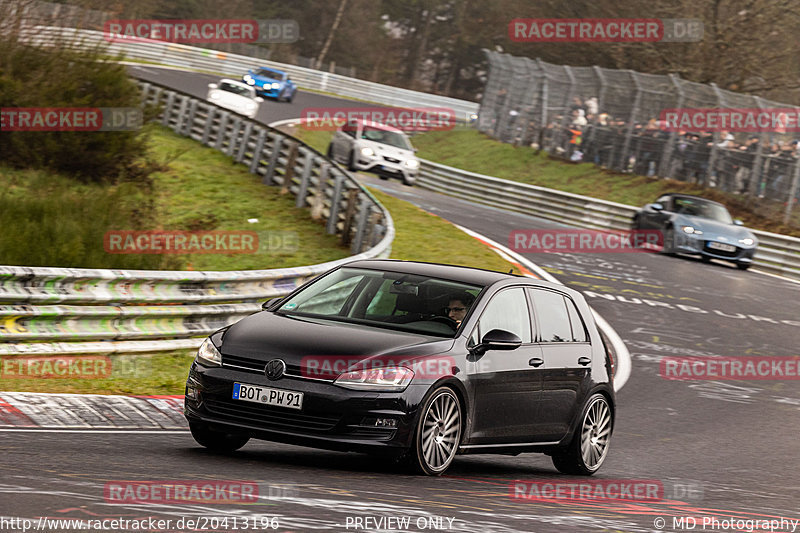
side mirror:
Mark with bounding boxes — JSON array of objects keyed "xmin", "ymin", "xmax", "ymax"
[
  {"xmin": 476, "ymin": 329, "xmax": 522, "ymax": 352},
  {"xmin": 733, "ymin": 219, "xmax": 743, "ymax": 226},
  {"xmin": 651, "ymin": 202, "xmax": 664, "ymax": 211},
  {"xmin": 208, "ymin": 83, "xmax": 218, "ymax": 90},
  {"xmin": 262, "ymin": 297, "xmax": 284, "ymax": 310}
]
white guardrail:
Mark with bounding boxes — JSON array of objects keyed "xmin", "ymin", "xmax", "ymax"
[
  {"xmin": 417, "ymin": 160, "xmax": 800, "ymax": 281},
  {"xmin": 22, "ymin": 26, "xmax": 480, "ymax": 121},
  {"xmin": 0, "ymin": 80, "xmax": 395, "ymax": 356}
]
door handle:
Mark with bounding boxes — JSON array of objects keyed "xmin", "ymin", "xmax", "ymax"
[
  {"xmin": 529, "ymin": 357, "xmax": 544, "ymax": 367},
  {"xmin": 578, "ymin": 357, "xmax": 591, "ymax": 366}
]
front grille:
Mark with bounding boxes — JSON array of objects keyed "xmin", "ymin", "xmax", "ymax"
[
  {"xmin": 704, "ymin": 242, "xmax": 740, "ymax": 258},
  {"xmin": 204, "ymin": 397, "xmax": 340, "ymax": 432},
  {"xmin": 383, "ymin": 156, "xmax": 401, "ymax": 163},
  {"xmin": 222, "ymin": 354, "xmax": 264, "ymax": 373}
]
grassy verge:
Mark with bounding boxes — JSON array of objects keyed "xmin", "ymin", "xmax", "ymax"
[
  {"xmin": 1, "ymin": 179, "xmax": 519, "ymax": 396},
  {"xmin": 411, "ymin": 129, "xmax": 800, "ymax": 236},
  {"xmin": 0, "ymin": 124, "xmax": 349, "ymax": 270},
  {"xmin": 0, "ymin": 351, "xmax": 194, "ymax": 395}
]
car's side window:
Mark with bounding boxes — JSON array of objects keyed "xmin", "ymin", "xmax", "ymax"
[
  {"xmin": 565, "ymin": 297, "xmax": 589, "ymax": 342},
  {"xmin": 477, "ymin": 287, "xmax": 532, "ymax": 343},
  {"xmin": 529, "ymin": 289, "xmax": 573, "ymax": 343}
]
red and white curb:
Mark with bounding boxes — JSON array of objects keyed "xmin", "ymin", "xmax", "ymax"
[{"xmin": 0, "ymin": 392, "xmax": 187, "ymax": 430}]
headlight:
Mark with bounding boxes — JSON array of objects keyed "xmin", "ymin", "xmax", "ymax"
[
  {"xmin": 334, "ymin": 366, "xmax": 414, "ymax": 391},
  {"xmin": 405, "ymin": 159, "xmax": 420, "ymax": 169},
  {"xmin": 360, "ymin": 147, "xmax": 375, "ymax": 157},
  {"xmin": 243, "ymin": 75, "xmax": 253, "ymax": 81},
  {"xmin": 681, "ymin": 225, "xmax": 703, "ymax": 235},
  {"xmin": 271, "ymin": 82, "xmax": 281, "ymax": 89},
  {"xmin": 209, "ymin": 92, "xmax": 220, "ymax": 99},
  {"xmin": 739, "ymin": 237, "xmax": 755, "ymax": 246},
  {"xmin": 196, "ymin": 338, "xmax": 222, "ymax": 367}
]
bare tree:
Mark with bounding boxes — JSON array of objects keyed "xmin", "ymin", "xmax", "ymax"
[{"xmin": 315, "ymin": 0, "xmax": 348, "ymax": 69}]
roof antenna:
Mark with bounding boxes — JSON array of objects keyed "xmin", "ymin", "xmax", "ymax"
[{"xmin": 508, "ymin": 268, "xmax": 514, "ymax": 274}]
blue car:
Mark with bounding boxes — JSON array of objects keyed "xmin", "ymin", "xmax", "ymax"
[{"xmin": 242, "ymin": 67, "xmax": 297, "ymax": 102}]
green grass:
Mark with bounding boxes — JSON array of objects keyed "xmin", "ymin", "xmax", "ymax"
[
  {"xmin": 0, "ymin": 124, "xmax": 349, "ymax": 270},
  {"xmin": 411, "ymin": 129, "xmax": 800, "ymax": 236},
  {"xmin": 0, "ymin": 179, "xmax": 519, "ymax": 396},
  {"xmin": 0, "ymin": 351, "xmax": 194, "ymax": 395}
]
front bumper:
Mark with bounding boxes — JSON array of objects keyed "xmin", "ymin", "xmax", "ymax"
[
  {"xmin": 355, "ymin": 156, "xmax": 418, "ymax": 183},
  {"xmin": 672, "ymin": 233, "xmax": 757, "ymax": 264},
  {"xmin": 184, "ymin": 361, "xmax": 426, "ymax": 454}
]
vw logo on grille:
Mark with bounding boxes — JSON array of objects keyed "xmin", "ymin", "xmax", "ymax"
[{"xmin": 265, "ymin": 359, "xmax": 286, "ymax": 381}]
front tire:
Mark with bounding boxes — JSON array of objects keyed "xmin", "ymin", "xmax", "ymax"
[
  {"xmin": 347, "ymin": 150, "xmax": 357, "ymax": 171},
  {"xmin": 407, "ymin": 387, "xmax": 462, "ymax": 476},
  {"xmin": 736, "ymin": 262, "xmax": 751, "ymax": 270},
  {"xmin": 551, "ymin": 394, "xmax": 612, "ymax": 475},
  {"xmin": 190, "ymin": 422, "xmax": 250, "ymax": 452}
]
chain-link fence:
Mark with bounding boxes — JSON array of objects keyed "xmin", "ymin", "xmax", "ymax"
[{"xmin": 479, "ymin": 51, "xmax": 800, "ymax": 225}]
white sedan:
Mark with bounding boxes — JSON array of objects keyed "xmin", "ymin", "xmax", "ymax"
[
  {"xmin": 327, "ymin": 119, "xmax": 420, "ymax": 186},
  {"xmin": 206, "ymin": 79, "xmax": 263, "ymax": 119}
]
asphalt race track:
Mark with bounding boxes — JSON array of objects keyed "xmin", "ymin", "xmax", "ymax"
[{"xmin": 1, "ymin": 66, "xmax": 798, "ymax": 533}]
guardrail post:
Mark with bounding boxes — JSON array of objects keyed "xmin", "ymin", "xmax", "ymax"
[
  {"xmin": 249, "ymin": 129, "xmax": 268, "ymax": 173},
  {"xmin": 340, "ymin": 188, "xmax": 359, "ymax": 245},
  {"xmin": 327, "ymin": 173, "xmax": 345, "ymax": 234},
  {"xmin": 162, "ymin": 91, "xmax": 175, "ymax": 127},
  {"xmin": 296, "ymin": 152, "xmax": 315, "ymax": 208},
  {"xmin": 351, "ymin": 201, "xmax": 370, "ymax": 254},
  {"xmin": 183, "ymin": 99, "xmax": 198, "ymax": 138},
  {"xmin": 236, "ymin": 121, "xmax": 253, "ymax": 163},
  {"xmin": 264, "ymin": 134, "xmax": 284, "ymax": 185},
  {"xmin": 281, "ymin": 142, "xmax": 299, "ymax": 191},
  {"xmin": 226, "ymin": 117, "xmax": 242, "ymax": 157},
  {"xmin": 201, "ymin": 106, "xmax": 216, "ymax": 146},
  {"xmin": 174, "ymin": 95, "xmax": 189, "ymax": 134},
  {"xmin": 214, "ymin": 111, "xmax": 230, "ymax": 151},
  {"xmin": 311, "ymin": 163, "xmax": 330, "ymax": 220}
]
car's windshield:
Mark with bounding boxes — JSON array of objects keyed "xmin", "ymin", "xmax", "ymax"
[
  {"xmin": 219, "ymin": 82, "xmax": 254, "ymax": 98},
  {"xmin": 255, "ymin": 68, "xmax": 285, "ymax": 80},
  {"xmin": 277, "ymin": 267, "xmax": 482, "ymax": 337},
  {"xmin": 361, "ymin": 127, "xmax": 412, "ymax": 150},
  {"xmin": 672, "ymin": 197, "xmax": 733, "ymax": 224}
]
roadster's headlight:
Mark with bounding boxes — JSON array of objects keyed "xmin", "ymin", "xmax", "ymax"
[
  {"xmin": 196, "ymin": 338, "xmax": 222, "ymax": 367},
  {"xmin": 334, "ymin": 366, "xmax": 414, "ymax": 391},
  {"xmin": 739, "ymin": 237, "xmax": 755, "ymax": 246},
  {"xmin": 681, "ymin": 225, "xmax": 703, "ymax": 235},
  {"xmin": 271, "ymin": 82, "xmax": 281, "ymax": 89},
  {"xmin": 360, "ymin": 146, "xmax": 375, "ymax": 157}
]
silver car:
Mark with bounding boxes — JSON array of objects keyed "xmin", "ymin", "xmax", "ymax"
[
  {"xmin": 327, "ymin": 119, "xmax": 420, "ymax": 186},
  {"xmin": 207, "ymin": 79, "xmax": 263, "ymax": 119}
]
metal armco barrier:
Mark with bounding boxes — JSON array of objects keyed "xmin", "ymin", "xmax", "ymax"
[
  {"xmin": 0, "ymin": 81, "xmax": 394, "ymax": 355},
  {"xmin": 417, "ymin": 159, "xmax": 800, "ymax": 281},
  {"xmin": 21, "ymin": 26, "xmax": 479, "ymax": 122}
]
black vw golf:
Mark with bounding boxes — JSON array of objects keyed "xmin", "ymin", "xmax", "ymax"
[{"xmin": 184, "ymin": 260, "xmax": 615, "ymax": 476}]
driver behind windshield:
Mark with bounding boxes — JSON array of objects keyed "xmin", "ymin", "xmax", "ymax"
[{"xmin": 445, "ymin": 292, "xmax": 475, "ymax": 326}]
